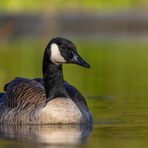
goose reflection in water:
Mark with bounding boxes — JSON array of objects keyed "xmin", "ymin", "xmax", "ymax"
[{"xmin": 0, "ymin": 124, "xmax": 92, "ymax": 145}]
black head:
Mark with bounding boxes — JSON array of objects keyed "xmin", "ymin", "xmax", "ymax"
[{"xmin": 45, "ymin": 37, "xmax": 90, "ymax": 68}]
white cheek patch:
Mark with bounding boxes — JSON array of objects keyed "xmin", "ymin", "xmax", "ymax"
[{"xmin": 50, "ymin": 43, "xmax": 66, "ymax": 64}]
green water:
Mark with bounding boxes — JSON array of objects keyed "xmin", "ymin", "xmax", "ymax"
[{"xmin": 0, "ymin": 38, "xmax": 148, "ymax": 147}]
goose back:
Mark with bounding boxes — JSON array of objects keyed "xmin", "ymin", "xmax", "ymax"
[
  {"xmin": 4, "ymin": 77, "xmax": 46, "ymax": 109},
  {"xmin": 0, "ymin": 77, "xmax": 46, "ymax": 124}
]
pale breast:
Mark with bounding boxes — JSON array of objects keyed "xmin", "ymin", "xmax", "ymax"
[{"xmin": 39, "ymin": 97, "xmax": 82, "ymax": 124}]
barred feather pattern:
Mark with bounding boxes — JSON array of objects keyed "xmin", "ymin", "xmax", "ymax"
[{"xmin": 0, "ymin": 77, "xmax": 46, "ymax": 124}]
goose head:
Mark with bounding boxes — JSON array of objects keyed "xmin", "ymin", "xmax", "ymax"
[{"xmin": 44, "ymin": 37, "xmax": 90, "ymax": 68}]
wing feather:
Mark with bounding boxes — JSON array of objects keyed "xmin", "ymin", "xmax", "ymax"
[{"xmin": 3, "ymin": 77, "xmax": 46, "ymax": 109}]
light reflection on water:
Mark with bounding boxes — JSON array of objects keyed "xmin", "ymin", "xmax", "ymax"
[{"xmin": 0, "ymin": 124, "xmax": 92, "ymax": 147}]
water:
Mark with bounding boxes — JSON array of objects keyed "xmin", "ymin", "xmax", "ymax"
[
  {"xmin": 0, "ymin": 124, "xmax": 92, "ymax": 147},
  {"xmin": 1, "ymin": 38, "xmax": 148, "ymax": 147}
]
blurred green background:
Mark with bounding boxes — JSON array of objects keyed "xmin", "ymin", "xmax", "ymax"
[{"xmin": 1, "ymin": 0, "xmax": 148, "ymax": 148}]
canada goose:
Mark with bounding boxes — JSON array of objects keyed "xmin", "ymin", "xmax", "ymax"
[{"xmin": 0, "ymin": 37, "xmax": 93, "ymax": 124}]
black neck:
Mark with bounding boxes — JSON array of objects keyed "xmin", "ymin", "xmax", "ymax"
[{"xmin": 42, "ymin": 54, "xmax": 67, "ymax": 100}]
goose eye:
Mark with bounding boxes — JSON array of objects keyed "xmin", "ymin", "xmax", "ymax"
[{"xmin": 61, "ymin": 45, "xmax": 66, "ymax": 50}]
